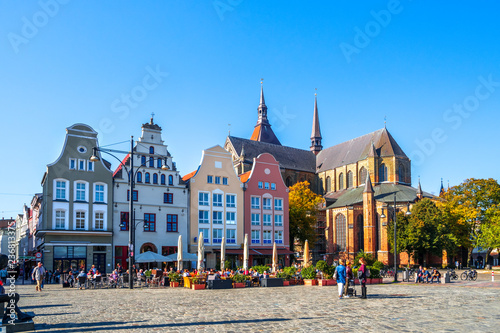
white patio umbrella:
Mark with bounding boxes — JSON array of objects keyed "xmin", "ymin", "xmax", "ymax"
[
  {"xmin": 243, "ymin": 233, "xmax": 249, "ymax": 270},
  {"xmin": 303, "ymin": 240, "xmax": 310, "ymax": 268},
  {"xmin": 197, "ymin": 232, "xmax": 205, "ymax": 270},
  {"xmin": 220, "ymin": 236, "xmax": 226, "ymax": 271},
  {"xmin": 177, "ymin": 235, "xmax": 183, "ymax": 272},
  {"xmin": 272, "ymin": 242, "xmax": 278, "ymax": 273},
  {"xmin": 134, "ymin": 251, "xmax": 169, "ymax": 263}
]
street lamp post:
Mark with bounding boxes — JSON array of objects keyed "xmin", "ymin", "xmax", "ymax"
[
  {"xmin": 393, "ymin": 192, "xmax": 397, "ymax": 283},
  {"xmin": 91, "ymin": 136, "xmax": 168, "ymax": 289}
]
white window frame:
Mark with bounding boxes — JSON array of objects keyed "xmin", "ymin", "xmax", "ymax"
[
  {"xmin": 212, "ymin": 211, "xmax": 223, "ymax": 224},
  {"xmin": 74, "ymin": 181, "xmax": 88, "ymax": 202},
  {"xmin": 263, "ymin": 230, "xmax": 272, "ymax": 244},
  {"xmin": 251, "ymin": 230, "xmax": 260, "ymax": 244},
  {"xmin": 94, "ymin": 183, "xmax": 106, "ymax": 203},
  {"xmin": 275, "ymin": 230, "xmax": 283, "ymax": 244},
  {"xmin": 274, "ymin": 214, "xmax": 283, "ymax": 227},
  {"xmin": 69, "ymin": 158, "xmax": 76, "ymax": 170},
  {"xmin": 251, "ymin": 196, "xmax": 260, "ymax": 209},
  {"xmin": 212, "ymin": 228, "xmax": 223, "ymax": 244},
  {"xmin": 263, "ymin": 197, "xmax": 272, "ymax": 210},
  {"xmin": 274, "ymin": 198, "xmax": 283, "ymax": 211},
  {"xmin": 213, "ymin": 193, "xmax": 223, "ymax": 207},
  {"xmin": 78, "ymin": 159, "xmax": 86, "ymax": 171},
  {"xmin": 263, "ymin": 214, "xmax": 272, "ymax": 226},
  {"xmin": 87, "ymin": 161, "xmax": 94, "ymax": 172},
  {"xmin": 199, "ymin": 228, "xmax": 210, "ymax": 243},
  {"xmin": 75, "ymin": 211, "xmax": 86, "ymax": 230},
  {"xmin": 226, "ymin": 229, "xmax": 236, "ymax": 244},
  {"xmin": 251, "ymin": 213, "xmax": 260, "ymax": 226},
  {"xmin": 199, "ymin": 192, "xmax": 209, "ymax": 206},
  {"xmin": 54, "ymin": 179, "xmax": 69, "ymax": 201},
  {"xmin": 226, "ymin": 211, "xmax": 236, "ymax": 225},
  {"xmin": 55, "ymin": 210, "xmax": 66, "ymax": 230},
  {"xmin": 226, "ymin": 194, "xmax": 236, "ymax": 208},
  {"xmin": 94, "ymin": 211, "xmax": 105, "ymax": 230},
  {"xmin": 198, "ymin": 210, "xmax": 209, "ymax": 224}
]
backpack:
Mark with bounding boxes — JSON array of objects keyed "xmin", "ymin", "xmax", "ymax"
[{"xmin": 366, "ymin": 268, "xmax": 371, "ymax": 278}]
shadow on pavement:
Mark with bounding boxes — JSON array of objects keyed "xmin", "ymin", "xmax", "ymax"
[
  {"xmin": 24, "ymin": 304, "xmax": 72, "ymax": 309},
  {"xmin": 366, "ymin": 294, "xmax": 417, "ymax": 299}
]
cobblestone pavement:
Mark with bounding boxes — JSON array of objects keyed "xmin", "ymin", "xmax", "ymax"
[{"xmin": 14, "ymin": 276, "xmax": 500, "ymax": 333}]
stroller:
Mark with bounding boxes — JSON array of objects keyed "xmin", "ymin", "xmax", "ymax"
[{"xmin": 345, "ymin": 278, "xmax": 357, "ymax": 297}]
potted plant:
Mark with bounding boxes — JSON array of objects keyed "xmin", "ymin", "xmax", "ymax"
[
  {"xmin": 232, "ymin": 273, "xmax": 247, "ymax": 288},
  {"xmin": 168, "ymin": 272, "xmax": 181, "ymax": 287},
  {"xmin": 301, "ymin": 266, "xmax": 318, "ymax": 286},
  {"xmin": 283, "ymin": 266, "xmax": 297, "ymax": 285},
  {"xmin": 191, "ymin": 275, "xmax": 206, "ymax": 290},
  {"xmin": 276, "ymin": 271, "xmax": 292, "ymax": 286}
]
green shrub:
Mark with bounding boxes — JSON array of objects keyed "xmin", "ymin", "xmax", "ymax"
[
  {"xmin": 168, "ymin": 272, "xmax": 181, "ymax": 282},
  {"xmin": 301, "ymin": 266, "xmax": 317, "ymax": 279},
  {"xmin": 276, "ymin": 271, "xmax": 292, "ymax": 280},
  {"xmin": 352, "ymin": 268, "xmax": 358, "ymax": 279},
  {"xmin": 372, "ymin": 261, "xmax": 384, "ymax": 271},
  {"xmin": 232, "ymin": 274, "xmax": 248, "ymax": 283},
  {"xmin": 316, "ymin": 260, "xmax": 328, "ymax": 273},
  {"xmin": 323, "ymin": 265, "xmax": 336, "ymax": 279},
  {"xmin": 251, "ymin": 265, "xmax": 270, "ymax": 274},
  {"xmin": 283, "ymin": 266, "xmax": 297, "ymax": 276},
  {"xmin": 367, "ymin": 267, "xmax": 380, "ymax": 278},
  {"xmin": 354, "ymin": 250, "xmax": 375, "ymax": 267}
]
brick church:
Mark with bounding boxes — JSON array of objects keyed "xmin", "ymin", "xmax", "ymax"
[{"xmin": 224, "ymin": 82, "xmax": 434, "ymax": 266}]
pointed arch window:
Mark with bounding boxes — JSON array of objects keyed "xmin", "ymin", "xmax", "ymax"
[
  {"xmin": 145, "ymin": 173, "xmax": 150, "ymax": 184},
  {"xmin": 347, "ymin": 171, "xmax": 353, "ymax": 188},
  {"xmin": 153, "ymin": 173, "xmax": 158, "ymax": 184},
  {"xmin": 359, "ymin": 167, "xmax": 367, "ymax": 185},
  {"xmin": 325, "ymin": 176, "xmax": 331, "ymax": 193},
  {"xmin": 357, "ymin": 214, "xmax": 364, "ymax": 252},
  {"xmin": 137, "ymin": 172, "xmax": 142, "ymax": 183},
  {"xmin": 168, "ymin": 175, "xmax": 174, "ymax": 186},
  {"xmin": 335, "ymin": 214, "xmax": 346, "ymax": 252},
  {"xmin": 379, "ymin": 164, "xmax": 388, "ymax": 182},
  {"xmin": 161, "ymin": 174, "xmax": 166, "ymax": 185},
  {"xmin": 338, "ymin": 173, "xmax": 344, "ymax": 190},
  {"xmin": 286, "ymin": 177, "xmax": 292, "ymax": 187}
]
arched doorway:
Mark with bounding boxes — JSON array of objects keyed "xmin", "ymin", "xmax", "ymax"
[{"xmin": 140, "ymin": 242, "xmax": 157, "ymax": 253}]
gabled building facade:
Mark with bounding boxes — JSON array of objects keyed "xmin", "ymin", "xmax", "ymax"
[
  {"xmin": 38, "ymin": 124, "xmax": 113, "ymax": 273},
  {"xmin": 240, "ymin": 153, "xmax": 292, "ymax": 267},
  {"xmin": 112, "ymin": 118, "xmax": 188, "ymax": 269},
  {"xmin": 183, "ymin": 145, "xmax": 244, "ymax": 269}
]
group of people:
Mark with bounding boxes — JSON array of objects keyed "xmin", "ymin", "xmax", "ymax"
[
  {"xmin": 416, "ymin": 266, "xmax": 442, "ymax": 284},
  {"xmin": 334, "ymin": 258, "xmax": 368, "ymax": 299}
]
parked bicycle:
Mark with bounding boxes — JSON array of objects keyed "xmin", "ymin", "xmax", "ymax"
[
  {"xmin": 447, "ymin": 268, "xmax": 459, "ymax": 280},
  {"xmin": 460, "ymin": 269, "xmax": 477, "ymax": 281}
]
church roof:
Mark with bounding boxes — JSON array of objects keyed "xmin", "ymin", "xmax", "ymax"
[
  {"xmin": 142, "ymin": 117, "xmax": 162, "ymax": 131},
  {"xmin": 316, "ymin": 128, "xmax": 407, "ymax": 172},
  {"xmin": 326, "ymin": 183, "xmax": 434, "ymax": 209},
  {"xmin": 227, "ymin": 136, "xmax": 316, "ymax": 173},
  {"xmin": 250, "ymin": 124, "xmax": 281, "ymax": 145}
]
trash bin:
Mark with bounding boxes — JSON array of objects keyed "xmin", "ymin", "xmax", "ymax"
[
  {"xmin": 403, "ymin": 269, "xmax": 409, "ymax": 282},
  {"xmin": 443, "ymin": 272, "xmax": 451, "ymax": 283}
]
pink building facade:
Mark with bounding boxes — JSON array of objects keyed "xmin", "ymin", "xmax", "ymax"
[{"xmin": 241, "ymin": 153, "xmax": 292, "ymax": 268}]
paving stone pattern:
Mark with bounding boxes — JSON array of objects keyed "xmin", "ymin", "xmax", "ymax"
[{"xmin": 16, "ymin": 276, "xmax": 500, "ymax": 332}]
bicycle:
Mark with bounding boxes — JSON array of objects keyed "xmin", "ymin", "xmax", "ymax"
[
  {"xmin": 460, "ymin": 269, "xmax": 477, "ymax": 281},
  {"xmin": 447, "ymin": 268, "xmax": 459, "ymax": 280}
]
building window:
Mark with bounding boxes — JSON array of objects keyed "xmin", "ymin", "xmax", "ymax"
[
  {"xmin": 76, "ymin": 183, "xmax": 86, "ymax": 201},
  {"xmin": 398, "ymin": 164, "xmax": 405, "ymax": 183},
  {"xmin": 167, "ymin": 214, "xmax": 178, "ymax": 232},
  {"xmin": 271, "ymin": 183, "xmax": 276, "ymax": 190},
  {"xmin": 153, "ymin": 173, "xmax": 158, "ymax": 184},
  {"xmin": 251, "ymin": 197, "xmax": 260, "ymax": 209},
  {"xmin": 145, "ymin": 173, "xmax": 150, "ymax": 183},
  {"xmin": 223, "ymin": 177, "xmax": 228, "ymax": 185},
  {"xmin": 213, "ymin": 228, "xmax": 223, "ymax": 243},
  {"xmin": 198, "ymin": 210, "xmax": 209, "ymax": 224},
  {"xmin": 226, "ymin": 194, "xmax": 236, "ymax": 208},
  {"xmin": 127, "ymin": 190, "xmax": 138, "ymax": 201},
  {"xmin": 164, "ymin": 193, "xmax": 173, "ymax": 204},
  {"xmin": 251, "ymin": 213, "xmax": 260, "ymax": 226},
  {"xmin": 149, "ymin": 146, "xmax": 154, "ymax": 154},
  {"xmin": 263, "ymin": 198, "xmax": 272, "ymax": 210},
  {"xmin": 94, "ymin": 212, "xmax": 104, "ymax": 230},
  {"xmin": 69, "ymin": 158, "xmax": 76, "ymax": 170},
  {"xmin": 207, "ymin": 175, "xmax": 213, "ymax": 184},
  {"xmin": 213, "ymin": 193, "xmax": 223, "ymax": 207},
  {"xmin": 55, "ymin": 181, "xmax": 66, "ymax": 200},
  {"xmin": 95, "ymin": 184, "xmax": 105, "ymax": 203},
  {"xmin": 141, "ymin": 156, "xmax": 146, "ymax": 166},
  {"xmin": 274, "ymin": 230, "xmax": 283, "ymax": 244},
  {"xmin": 88, "ymin": 161, "xmax": 94, "ymax": 172},
  {"xmin": 213, "ymin": 211, "xmax": 223, "ymax": 224},
  {"xmin": 199, "ymin": 192, "xmax": 209, "ymax": 206},
  {"xmin": 199, "ymin": 228, "xmax": 209, "ymax": 243},
  {"xmin": 359, "ymin": 167, "xmax": 367, "ymax": 185},
  {"xmin": 215, "ymin": 176, "xmax": 221, "ymax": 184},
  {"xmin": 161, "ymin": 174, "xmax": 166, "ymax": 185},
  {"xmin": 338, "ymin": 173, "xmax": 344, "ymax": 190},
  {"xmin": 137, "ymin": 172, "xmax": 142, "ymax": 183},
  {"xmin": 379, "ymin": 163, "xmax": 388, "ymax": 182},
  {"xmin": 76, "ymin": 211, "xmax": 85, "ymax": 230},
  {"xmin": 274, "ymin": 198, "xmax": 283, "ymax": 211},
  {"xmin": 326, "ymin": 176, "xmax": 331, "ymax": 193},
  {"xmin": 157, "ymin": 158, "xmax": 162, "ymax": 169},
  {"xmin": 251, "ymin": 230, "xmax": 260, "ymax": 244},
  {"xmin": 55, "ymin": 210, "xmax": 65, "ymax": 229},
  {"xmin": 263, "ymin": 230, "xmax": 272, "ymax": 244},
  {"xmin": 335, "ymin": 214, "xmax": 346, "ymax": 252},
  {"xmin": 274, "ymin": 214, "xmax": 283, "ymax": 227},
  {"xmin": 226, "ymin": 229, "xmax": 236, "ymax": 244},
  {"xmin": 347, "ymin": 171, "xmax": 353, "ymax": 188},
  {"xmin": 144, "ymin": 214, "xmax": 156, "ymax": 232},
  {"xmin": 258, "ymin": 182, "xmax": 263, "ymax": 189},
  {"xmin": 263, "ymin": 214, "xmax": 272, "ymax": 226},
  {"xmin": 264, "ymin": 182, "xmax": 270, "ymax": 189},
  {"xmin": 357, "ymin": 214, "xmax": 364, "ymax": 252},
  {"xmin": 168, "ymin": 175, "xmax": 173, "ymax": 185},
  {"xmin": 149, "ymin": 157, "xmax": 154, "ymax": 167},
  {"xmin": 120, "ymin": 212, "xmax": 129, "ymax": 231},
  {"xmin": 78, "ymin": 159, "xmax": 86, "ymax": 171},
  {"xmin": 286, "ymin": 177, "xmax": 292, "ymax": 187},
  {"xmin": 226, "ymin": 212, "xmax": 236, "ymax": 225}
]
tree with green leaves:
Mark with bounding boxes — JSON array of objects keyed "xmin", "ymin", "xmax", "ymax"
[{"xmin": 288, "ymin": 181, "xmax": 324, "ymax": 252}]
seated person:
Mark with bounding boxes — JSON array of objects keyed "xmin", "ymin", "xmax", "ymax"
[
  {"xmin": 137, "ymin": 269, "xmax": 145, "ymax": 283},
  {"xmin": 416, "ymin": 266, "xmax": 424, "ymax": 283},
  {"xmin": 66, "ymin": 271, "xmax": 75, "ymax": 288},
  {"xmin": 430, "ymin": 269, "xmax": 441, "ymax": 283},
  {"xmin": 0, "ymin": 280, "xmax": 34, "ymax": 324},
  {"xmin": 262, "ymin": 271, "xmax": 269, "ymax": 279},
  {"xmin": 422, "ymin": 268, "xmax": 431, "ymax": 283},
  {"xmin": 182, "ymin": 269, "xmax": 190, "ymax": 277},
  {"xmin": 77, "ymin": 270, "xmax": 87, "ymax": 289}
]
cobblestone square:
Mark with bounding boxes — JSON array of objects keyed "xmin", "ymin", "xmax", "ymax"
[{"xmin": 15, "ymin": 274, "xmax": 500, "ymax": 332}]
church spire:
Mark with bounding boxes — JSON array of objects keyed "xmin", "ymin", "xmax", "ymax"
[
  {"xmin": 257, "ymin": 79, "xmax": 268, "ymax": 124},
  {"xmin": 416, "ymin": 177, "xmax": 423, "ymax": 200},
  {"xmin": 363, "ymin": 173, "xmax": 374, "ymax": 193},
  {"xmin": 310, "ymin": 91, "xmax": 322, "ymax": 155},
  {"xmin": 439, "ymin": 178, "xmax": 445, "ymax": 197},
  {"xmin": 250, "ymin": 79, "xmax": 281, "ymax": 145}
]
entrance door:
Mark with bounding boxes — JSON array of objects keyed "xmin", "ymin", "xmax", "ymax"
[{"xmin": 93, "ymin": 254, "xmax": 106, "ymax": 273}]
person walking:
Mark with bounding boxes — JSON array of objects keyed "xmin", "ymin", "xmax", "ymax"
[
  {"xmin": 335, "ymin": 259, "xmax": 347, "ymax": 299},
  {"xmin": 31, "ymin": 262, "xmax": 46, "ymax": 292},
  {"xmin": 358, "ymin": 258, "xmax": 368, "ymax": 299}
]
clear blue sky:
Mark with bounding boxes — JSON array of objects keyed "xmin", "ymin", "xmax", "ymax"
[{"xmin": 1, "ymin": 1, "xmax": 500, "ymax": 217}]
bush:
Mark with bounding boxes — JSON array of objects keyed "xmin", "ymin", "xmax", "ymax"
[
  {"xmin": 323, "ymin": 265, "xmax": 336, "ymax": 279},
  {"xmin": 352, "ymin": 267, "xmax": 358, "ymax": 279},
  {"xmin": 168, "ymin": 272, "xmax": 181, "ymax": 283},
  {"xmin": 251, "ymin": 265, "xmax": 270, "ymax": 274},
  {"xmin": 372, "ymin": 261, "xmax": 384, "ymax": 271},
  {"xmin": 354, "ymin": 250, "xmax": 375, "ymax": 267},
  {"xmin": 316, "ymin": 260, "xmax": 328, "ymax": 273},
  {"xmin": 367, "ymin": 267, "xmax": 380, "ymax": 278},
  {"xmin": 301, "ymin": 265, "xmax": 317, "ymax": 279},
  {"xmin": 232, "ymin": 274, "xmax": 248, "ymax": 283},
  {"xmin": 276, "ymin": 271, "xmax": 292, "ymax": 280},
  {"xmin": 283, "ymin": 266, "xmax": 297, "ymax": 276}
]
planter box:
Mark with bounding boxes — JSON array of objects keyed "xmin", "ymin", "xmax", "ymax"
[
  {"xmin": 207, "ymin": 279, "xmax": 233, "ymax": 289},
  {"xmin": 233, "ymin": 282, "xmax": 246, "ymax": 288},
  {"xmin": 318, "ymin": 279, "xmax": 329, "ymax": 286},
  {"xmin": 170, "ymin": 282, "xmax": 179, "ymax": 288},
  {"xmin": 327, "ymin": 279, "xmax": 337, "ymax": 286},
  {"xmin": 369, "ymin": 278, "xmax": 382, "ymax": 284},
  {"xmin": 192, "ymin": 283, "xmax": 206, "ymax": 290},
  {"xmin": 261, "ymin": 278, "xmax": 283, "ymax": 287},
  {"xmin": 283, "ymin": 280, "xmax": 290, "ymax": 286},
  {"xmin": 303, "ymin": 279, "xmax": 318, "ymax": 286}
]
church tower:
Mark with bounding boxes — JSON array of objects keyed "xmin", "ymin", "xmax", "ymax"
[
  {"xmin": 310, "ymin": 93, "xmax": 323, "ymax": 155},
  {"xmin": 250, "ymin": 81, "xmax": 281, "ymax": 145}
]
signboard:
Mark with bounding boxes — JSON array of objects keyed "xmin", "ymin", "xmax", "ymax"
[
  {"xmin": 19, "ymin": 256, "xmax": 36, "ymax": 260},
  {"xmin": 35, "ymin": 252, "xmax": 42, "ymax": 259}
]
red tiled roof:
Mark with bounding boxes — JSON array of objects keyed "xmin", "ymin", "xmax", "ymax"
[
  {"xmin": 182, "ymin": 170, "xmax": 197, "ymax": 182},
  {"xmin": 239, "ymin": 171, "xmax": 251, "ymax": 183},
  {"xmin": 113, "ymin": 153, "xmax": 130, "ymax": 178}
]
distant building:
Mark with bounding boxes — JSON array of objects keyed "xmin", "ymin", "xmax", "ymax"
[
  {"xmin": 38, "ymin": 124, "xmax": 113, "ymax": 273},
  {"xmin": 112, "ymin": 118, "xmax": 188, "ymax": 270},
  {"xmin": 0, "ymin": 218, "xmax": 15, "ymax": 255},
  {"xmin": 183, "ymin": 145, "xmax": 244, "ymax": 269}
]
